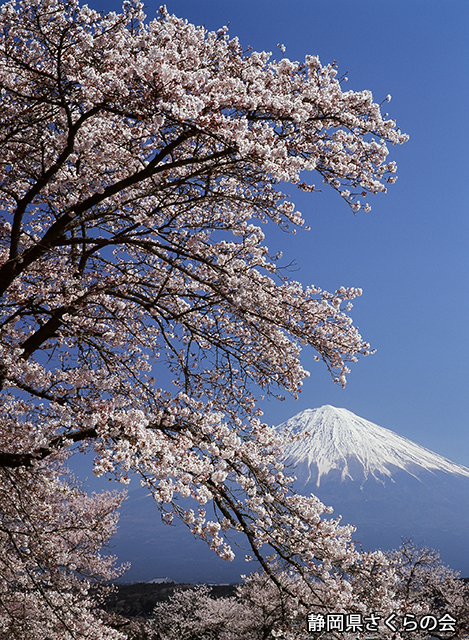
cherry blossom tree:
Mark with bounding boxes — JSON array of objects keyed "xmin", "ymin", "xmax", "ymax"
[
  {"xmin": 147, "ymin": 547, "xmax": 469, "ymax": 640},
  {"xmin": 0, "ymin": 454, "xmax": 127, "ymax": 639},
  {"xmin": 0, "ymin": 0, "xmax": 409, "ymax": 628},
  {"xmin": 147, "ymin": 585, "xmax": 250, "ymax": 640},
  {"xmin": 384, "ymin": 539, "xmax": 469, "ymax": 640}
]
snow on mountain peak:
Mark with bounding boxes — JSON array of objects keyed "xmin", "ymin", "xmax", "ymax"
[{"xmin": 278, "ymin": 405, "xmax": 469, "ymax": 487}]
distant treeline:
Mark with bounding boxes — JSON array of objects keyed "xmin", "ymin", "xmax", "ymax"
[{"xmin": 102, "ymin": 582, "xmax": 239, "ymax": 619}]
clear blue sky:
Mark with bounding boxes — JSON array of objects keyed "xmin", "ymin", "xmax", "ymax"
[
  {"xmin": 84, "ymin": 0, "xmax": 469, "ymax": 465},
  {"xmin": 66, "ymin": 0, "xmax": 469, "ymax": 583}
]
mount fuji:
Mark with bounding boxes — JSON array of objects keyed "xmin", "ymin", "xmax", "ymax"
[
  {"xmin": 278, "ymin": 405, "xmax": 469, "ymax": 576},
  {"xmin": 105, "ymin": 404, "xmax": 469, "ymax": 583}
]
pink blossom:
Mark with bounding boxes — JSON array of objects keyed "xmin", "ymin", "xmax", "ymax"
[{"xmin": 0, "ymin": 0, "xmax": 409, "ymax": 627}]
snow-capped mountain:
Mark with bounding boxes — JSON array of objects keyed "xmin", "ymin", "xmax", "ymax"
[
  {"xmin": 107, "ymin": 404, "xmax": 469, "ymax": 583},
  {"xmin": 279, "ymin": 405, "xmax": 469, "ymax": 487},
  {"xmin": 278, "ymin": 405, "xmax": 469, "ymax": 576}
]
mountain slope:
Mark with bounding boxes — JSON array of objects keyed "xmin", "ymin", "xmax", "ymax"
[
  {"xmin": 279, "ymin": 405, "xmax": 469, "ymax": 486},
  {"xmin": 278, "ymin": 405, "xmax": 469, "ymax": 576},
  {"xmin": 109, "ymin": 405, "xmax": 469, "ymax": 582}
]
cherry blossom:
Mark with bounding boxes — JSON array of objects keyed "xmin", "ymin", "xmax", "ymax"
[
  {"xmin": 0, "ymin": 455, "xmax": 127, "ymax": 639},
  {"xmin": 148, "ymin": 544, "xmax": 469, "ymax": 640},
  {"xmin": 0, "ymin": 0, "xmax": 409, "ymax": 630}
]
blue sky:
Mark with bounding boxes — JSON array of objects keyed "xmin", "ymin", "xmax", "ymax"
[
  {"xmin": 140, "ymin": 0, "xmax": 468, "ymax": 465},
  {"xmin": 82, "ymin": 0, "xmax": 469, "ymax": 464},
  {"xmin": 71, "ymin": 0, "xmax": 469, "ymax": 582}
]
